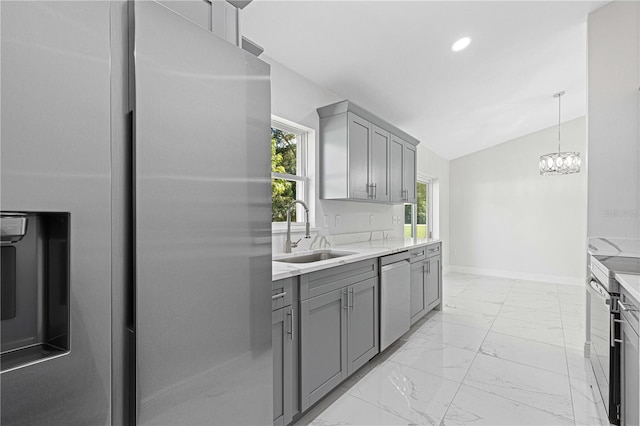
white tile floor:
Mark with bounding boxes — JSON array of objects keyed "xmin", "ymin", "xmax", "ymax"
[{"xmin": 293, "ymin": 273, "xmax": 610, "ymax": 426}]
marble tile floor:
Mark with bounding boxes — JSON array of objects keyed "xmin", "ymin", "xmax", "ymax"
[{"xmin": 293, "ymin": 273, "xmax": 610, "ymax": 426}]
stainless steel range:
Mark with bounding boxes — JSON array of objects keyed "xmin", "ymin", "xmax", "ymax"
[{"xmin": 587, "ymin": 255, "xmax": 640, "ymax": 425}]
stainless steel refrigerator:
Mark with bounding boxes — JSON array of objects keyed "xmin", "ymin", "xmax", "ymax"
[
  {"xmin": 132, "ymin": 1, "xmax": 272, "ymax": 424},
  {"xmin": 1, "ymin": 1, "xmax": 272, "ymax": 424}
]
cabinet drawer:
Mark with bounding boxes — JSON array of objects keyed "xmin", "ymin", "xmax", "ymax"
[
  {"xmin": 409, "ymin": 247, "xmax": 426, "ymax": 263},
  {"xmin": 272, "ymin": 278, "xmax": 293, "ymax": 311},
  {"xmin": 426, "ymin": 243, "xmax": 441, "ymax": 258},
  {"xmin": 300, "ymin": 259, "xmax": 378, "ymax": 301}
]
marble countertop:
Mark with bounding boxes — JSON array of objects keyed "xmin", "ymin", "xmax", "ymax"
[
  {"xmin": 615, "ymin": 273, "xmax": 640, "ymax": 303},
  {"xmin": 272, "ymin": 238, "xmax": 441, "ymax": 281},
  {"xmin": 588, "ymin": 237, "xmax": 640, "ymax": 258}
]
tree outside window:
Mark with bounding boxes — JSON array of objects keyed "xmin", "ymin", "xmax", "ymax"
[
  {"xmin": 404, "ymin": 181, "xmax": 429, "ymax": 238},
  {"xmin": 271, "ymin": 127, "xmax": 300, "ymax": 222},
  {"xmin": 416, "ymin": 182, "xmax": 428, "ymax": 238}
]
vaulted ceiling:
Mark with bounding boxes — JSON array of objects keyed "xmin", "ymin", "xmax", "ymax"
[{"xmin": 243, "ymin": 1, "xmax": 608, "ymax": 160}]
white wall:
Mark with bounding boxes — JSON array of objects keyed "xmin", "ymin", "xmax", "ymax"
[
  {"xmin": 450, "ymin": 117, "xmax": 588, "ymax": 285},
  {"xmin": 587, "ymin": 1, "xmax": 640, "ymax": 239}
]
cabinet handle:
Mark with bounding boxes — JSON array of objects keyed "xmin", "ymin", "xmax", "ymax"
[
  {"xmin": 428, "ymin": 247, "xmax": 438, "ymax": 253},
  {"xmin": 373, "ymin": 183, "xmax": 377, "ymax": 199},
  {"xmin": 343, "ymin": 289, "xmax": 348, "ymax": 310},
  {"xmin": 367, "ymin": 183, "xmax": 377, "ymax": 199},
  {"xmin": 412, "ymin": 251, "xmax": 424, "ymax": 257},
  {"xmin": 272, "ymin": 292, "xmax": 286, "ymax": 300},
  {"xmin": 349, "ymin": 288, "xmax": 354, "ymax": 311},
  {"xmin": 287, "ymin": 308, "xmax": 294, "ymax": 340}
]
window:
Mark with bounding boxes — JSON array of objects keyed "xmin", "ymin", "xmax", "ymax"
[
  {"xmin": 271, "ymin": 118, "xmax": 310, "ymax": 226},
  {"xmin": 404, "ymin": 179, "xmax": 433, "ymax": 239}
]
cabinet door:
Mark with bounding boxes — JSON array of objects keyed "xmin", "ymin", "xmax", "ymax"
[
  {"xmin": 300, "ymin": 288, "xmax": 347, "ymax": 411},
  {"xmin": 272, "ymin": 308, "xmax": 293, "ymax": 426},
  {"xmin": 621, "ymin": 320, "xmax": 639, "ymax": 426},
  {"xmin": 390, "ymin": 135, "xmax": 405, "ymax": 202},
  {"xmin": 347, "ymin": 112, "xmax": 371, "ymax": 200},
  {"xmin": 347, "ymin": 277, "xmax": 379, "ymax": 375},
  {"xmin": 370, "ymin": 125, "xmax": 390, "ymax": 202},
  {"xmin": 410, "ymin": 261, "xmax": 427, "ymax": 325},
  {"xmin": 426, "ymin": 255, "xmax": 442, "ymax": 309},
  {"xmin": 403, "ymin": 143, "xmax": 417, "ymax": 203}
]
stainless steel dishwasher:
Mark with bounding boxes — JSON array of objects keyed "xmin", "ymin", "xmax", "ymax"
[{"xmin": 380, "ymin": 251, "xmax": 411, "ymax": 351}]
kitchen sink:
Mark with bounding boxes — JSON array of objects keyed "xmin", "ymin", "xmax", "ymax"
[{"xmin": 273, "ymin": 250, "xmax": 356, "ymax": 264}]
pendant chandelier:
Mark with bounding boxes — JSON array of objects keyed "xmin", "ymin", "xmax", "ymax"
[{"xmin": 539, "ymin": 91, "xmax": 581, "ymax": 175}]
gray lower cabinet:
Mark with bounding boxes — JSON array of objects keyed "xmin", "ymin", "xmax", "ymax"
[
  {"xmin": 273, "ymin": 278, "xmax": 296, "ymax": 426},
  {"xmin": 273, "ymin": 307, "xmax": 293, "ymax": 426},
  {"xmin": 347, "ymin": 277, "xmax": 379, "ymax": 374},
  {"xmin": 300, "ymin": 274, "xmax": 378, "ymax": 411},
  {"xmin": 409, "ymin": 244, "xmax": 442, "ymax": 324},
  {"xmin": 426, "ymin": 254, "xmax": 442, "ymax": 310},
  {"xmin": 409, "ymin": 253, "xmax": 427, "ymax": 325}
]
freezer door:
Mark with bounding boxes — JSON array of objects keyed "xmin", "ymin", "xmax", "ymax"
[
  {"xmin": 0, "ymin": 1, "xmax": 112, "ymax": 425},
  {"xmin": 134, "ymin": 2, "xmax": 272, "ymax": 425}
]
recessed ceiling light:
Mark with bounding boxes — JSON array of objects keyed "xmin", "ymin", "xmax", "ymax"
[{"xmin": 451, "ymin": 37, "xmax": 471, "ymax": 52}]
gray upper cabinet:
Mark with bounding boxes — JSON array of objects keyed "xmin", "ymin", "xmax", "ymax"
[
  {"xmin": 390, "ymin": 136, "xmax": 405, "ymax": 203},
  {"xmin": 390, "ymin": 134, "xmax": 417, "ymax": 203},
  {"xmin": 370, "ymin": 125, "xmax": 390, "ymax": 202},
  {"xmin": 403, "ymin": 143, "xmax": 417, "ymax": 203},
  {"xmin": 318, "ymin": 100, "xmax": 419, "ymax": 203},
  {"xmin": 347, "ymin": 113, "xmax": 372, "ymax": 200}
]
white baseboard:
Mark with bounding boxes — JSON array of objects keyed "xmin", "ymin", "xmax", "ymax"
[
  {"xmin": 447, "ymin": 265, "xmax": 585, "ymax": 287},
  {"xmin": 442, "ymin": 265, "xmax": 451, "ymax": 276}
]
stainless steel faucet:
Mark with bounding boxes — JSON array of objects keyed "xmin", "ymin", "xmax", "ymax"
[{"xmin": 285, "ymin": 200, "xmax": 311, "ymax": 253}]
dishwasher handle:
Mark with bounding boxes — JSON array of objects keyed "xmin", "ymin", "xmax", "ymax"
[{"xmin": 381, "ymin": 259, "xmax": 410, "ymax": 273}]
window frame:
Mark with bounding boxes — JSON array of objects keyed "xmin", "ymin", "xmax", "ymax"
[
  {"xmin": 405, "ymin": 174, "xmax": 434, "ymax": 239},
  {"xmin": 271, "ymin": 117, "xmax": 313, "ymax": 231}
]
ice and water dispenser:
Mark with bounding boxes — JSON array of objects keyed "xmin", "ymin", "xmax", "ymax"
[{"xmin": 1, "ymin": 212, "xmax": 70, "ymax": 372}]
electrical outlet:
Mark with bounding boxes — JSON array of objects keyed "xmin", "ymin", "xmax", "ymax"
[
  {"xmin": 323, "ymin": 215, "xmax": 329, "ymax": 228},
  {"xmin": 335, "ymin": 215, "xmax": 341, "ymax": 228},
  {"xmin": 369, "ymin": 215, "xmax": 374, "ymax": 225},
  {"xmin": 453, "ymin": 249, "xmax": 457, "ymax": 256}
]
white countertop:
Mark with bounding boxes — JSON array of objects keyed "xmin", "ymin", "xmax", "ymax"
[
  {"xmin": 615, "ymin": 273, "xmax": 640, "ymax": 303},
  {"xmin": 272, "ymin": 238, "xmax": 441, "ymax": 281},
  {"xmin": 588, "ymin": 237, "xmax": 640, "ymax": 258}
]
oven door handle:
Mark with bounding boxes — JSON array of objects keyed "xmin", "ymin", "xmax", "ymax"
[{"xmin": 618, "ymin": 299, "xmax": 638, "ymax": 312}]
